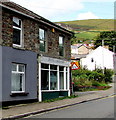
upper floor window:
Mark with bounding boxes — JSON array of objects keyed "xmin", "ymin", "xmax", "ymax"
[
  {"xmin": 13, "ymin": 17, "xmax": 22, "ymax": 47},
  {"xmin": 39, "ymin": 28, "xmax": 46, "ymax": 52},
  {"xmin": 59, "ymin": 36, "xmax": 64, "ymax": 56}
]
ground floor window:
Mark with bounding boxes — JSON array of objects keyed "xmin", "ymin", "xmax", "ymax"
[
  {"xmin": 50, "ymin": 71, "xmax": 57, "ymax": 90},
  {"xmin": 66, "ymin": 67, "xmax": 68, "ymax": 90},
  {"xmin": 41, "ymin": 63, "xmax": 69, "ymax": 91},
  {"xmin": 11, "ymin": 63, "xmax": 25, "ymax": 93},
  {"xmin": 41, "ymin": 70, "xmax": 49, "ymax": 90},
  {"xmin": 59, "ymin": 66, "xmax": 64, "ymax": 89}
]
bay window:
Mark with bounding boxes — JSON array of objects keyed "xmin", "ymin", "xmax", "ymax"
[
  {"xmin": 66, "ymin": 67, "xmax": 68, "ymax": 90},
  {"xmin": 41, "ymin": 64, "xmax": 49, "ymax": 90},
  {"xmin": 59, "ymin": 66, "xmax": 64, "ymax": 89},
  {"xmin": 41, "ymin": 63, "xmax": 69, "ymax": 91},
  {"xmin": 11, "ymin": 63, "xmax": 25, "ymax": 93},
  {"xmin": 50, "ymin": 65, "xmax": 58, "ymax": 90}
]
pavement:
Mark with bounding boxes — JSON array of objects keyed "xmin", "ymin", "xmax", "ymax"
[{"xmin": 1, "ymin": 83, "xmax": 115, "ymax": 120}]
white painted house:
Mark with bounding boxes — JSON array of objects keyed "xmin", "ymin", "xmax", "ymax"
[{"xmin": 81, "ymin": 46, "xmax": 114, "ymax": 71}]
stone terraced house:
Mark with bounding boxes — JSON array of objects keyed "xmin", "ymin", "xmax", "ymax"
[{"xmin": 0, "ymin": 2, "xmax": 73, "ymax": 104}]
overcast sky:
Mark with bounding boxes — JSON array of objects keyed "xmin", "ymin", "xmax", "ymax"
[{"xmin": 10, "ymin": 0, "xmax": 115, "ymax": 22}]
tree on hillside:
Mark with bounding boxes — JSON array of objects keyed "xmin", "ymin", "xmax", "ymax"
[{"xmin": 94, "ymin": 31, "xmax": 116, "ymax": 52}]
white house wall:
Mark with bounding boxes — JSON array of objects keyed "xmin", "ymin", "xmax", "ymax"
[
  {"xmin": 71, "ymin": 48, "xmax": 78, "ymax": 54},
  {"xmin": 81, "ymin": 46, "xmax": 114, "ymax": 70},
  {"xmin": 71, "ymin": 46, "xmax": 78, "ymax": 54}
]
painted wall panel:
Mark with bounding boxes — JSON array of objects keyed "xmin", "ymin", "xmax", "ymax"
[
  {"xmin": 2, "ymin": 46, "xmax": 37, "ymax": 102},
  {"xmin": 0, "ymin": 46, "xmax": 2, "ymax": 103}
]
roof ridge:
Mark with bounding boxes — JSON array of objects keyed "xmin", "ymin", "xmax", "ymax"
[
  {"xmin": 1, "ymin": 1, "xmax": 74, "ymax": 35},
  {"xmin": 2, "ymin": 1, "xmax": 42, "ymax": 19}
]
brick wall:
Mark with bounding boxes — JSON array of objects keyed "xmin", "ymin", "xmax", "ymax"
[{"xmin": 1, "ymin": 8, "xmax": 71, "ymax": 60}]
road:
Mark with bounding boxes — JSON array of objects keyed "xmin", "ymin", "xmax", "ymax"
[{"xmin": 27, "ymin": 95, "xmax": 115, "ymax": 119}]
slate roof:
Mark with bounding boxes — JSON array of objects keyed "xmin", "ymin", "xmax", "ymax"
[{"xmin": 0, "ymin": 1, "xmax": 74, "ymax": 36}]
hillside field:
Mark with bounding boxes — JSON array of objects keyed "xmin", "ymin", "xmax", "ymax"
[{"xmin": 56, "ymin": 19, "xmax": 114, "ymax": 44}]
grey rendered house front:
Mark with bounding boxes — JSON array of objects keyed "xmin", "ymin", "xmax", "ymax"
[{"xmin": 0, "ymin": 2, "xmax": 73, "ymax": 104}]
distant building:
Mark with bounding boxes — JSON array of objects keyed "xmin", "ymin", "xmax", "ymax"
[
  {"xmin": 81, "ymin": 46, "xmax": 114, "ymax": 71},
  {"xmin": 71, "ymin": 44, "xmax": 93, "ymax": 60}
]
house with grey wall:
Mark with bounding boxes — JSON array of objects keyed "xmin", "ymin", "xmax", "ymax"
[{"xmin": 0, "ymin": 2, "xmax": 73, "ymax": 104}]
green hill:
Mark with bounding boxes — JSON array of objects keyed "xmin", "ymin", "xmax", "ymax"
[
  {"xmin": 56, "ymin": 19, "xmax": 114, "ymax": 44},
  {"xmin": 58, "ymin": 19, "xmax": 114, "ymax": 31}
]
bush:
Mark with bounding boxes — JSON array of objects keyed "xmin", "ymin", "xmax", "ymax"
[
  {"xmin": 73, "ymin": 78, "xmax": 92, "ymax": 87},
  {"xmin": 72, "ymin": 68, "xmax": 91, "ymax": 78},
  {"xmin": 104, "ymin": 69, "xmax": 114, "ymax": 83},
  {"xmin": 88, "ymin": 71, "xmax": 105, "ymax": 82},
  {"xmin": 92, "ymin": 81, "xmax": 108, "ymax": 87},
  {"xmin": 92, "ymin": 81, "xmax": 101, "ymax": 87},
  {"xmin": 72, "ymin": 68, "xmax": 114, "ymax": 91},
  {"xmin": 94, "ymin": 68, "xmax": 103, "ymax": 73},
  {"xmin": 94, "ymin": 68, "xmax": 114, "ymax": 83}
]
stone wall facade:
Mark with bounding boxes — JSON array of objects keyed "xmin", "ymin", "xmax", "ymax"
[
  {"xmin": 1, "ymin": 7, "xmax": 71, "ymax": 61},
  {"xmin": 0, "ymin": 2, "xmax": 73, "ymax": 103}
]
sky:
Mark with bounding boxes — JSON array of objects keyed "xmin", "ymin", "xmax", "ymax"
[{"xmin": 9, "ymin": 0, "xmax": 115, "ymax": 22}]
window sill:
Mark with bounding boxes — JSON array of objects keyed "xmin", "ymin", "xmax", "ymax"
[
  {"xmin": 42, "ymin": 90, "xmax": 59, "ymax": 92},
  {"xmin": 39, "ymin": 51, "xmax": 48, "ymax": 55},
  {"xmin": 42, "ymin": 90, "xmax": 69, "ymax": 92},
  {"xmin": 10, "ymin": 92, "xmax": 29, "ymax": 97},
  {"xmin": 60, "ymin": 90, "xmax": 69, "ymax": 91},
  {"xmin": 13, "ymin": 45, "xmax": 25, "ymax": 50}
]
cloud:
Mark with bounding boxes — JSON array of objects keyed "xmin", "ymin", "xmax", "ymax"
[
  {"xmin": 81, "ymin": 0, "xmax": 115, "ymax": 2},
  {"xmin": 9, "ymin": 0, "xmax": 114, "ymax": 21},
  {"xmin": 77, "ymin": 12, "xmax": 100, "ymax": 20},
  {"xmin": 11, "ymin": 0, "xmax": 84, "ymax": 20}
]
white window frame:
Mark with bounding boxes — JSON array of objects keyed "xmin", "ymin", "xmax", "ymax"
[
  {"xmin": 13, "ymin": 17, "xmax": 22, "ymax": 47},
  {"xmin": 11, "ymin": 63, "xmax": 25, "ymax": 93},
  {"xmin": 65, "ymin": 67, "xmax": 69, "ymax": 90},
  {"xmin": 50, "ymin": 65, "xmax": 58, "ymax": 90},
  {"xmin": 41, "ymin": 64, "xmax": 58, "ymax": 91},
  {"xmin": 39, "ymin": 28, "xmax": 47, "ymax": 52},
  {"xmin": 41, "ymin": 63, "xmax": 69, "ymax": 92},
  {"xmin": 59, "ymin": 66, "xmax": 64, "ymax": 90},
  {"xmin": 59, "ymin": 36, "xmax": 64, "ymax": 56}
]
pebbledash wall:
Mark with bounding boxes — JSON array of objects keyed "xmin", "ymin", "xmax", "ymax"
[{"xmin": 0, "ymin": 2, "xmax": 73, "ymax": 103}]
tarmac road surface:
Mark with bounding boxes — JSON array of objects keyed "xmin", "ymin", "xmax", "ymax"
[{"xmin": 28, "ymin": 95, "xmax": 115, "ymax": 119}]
